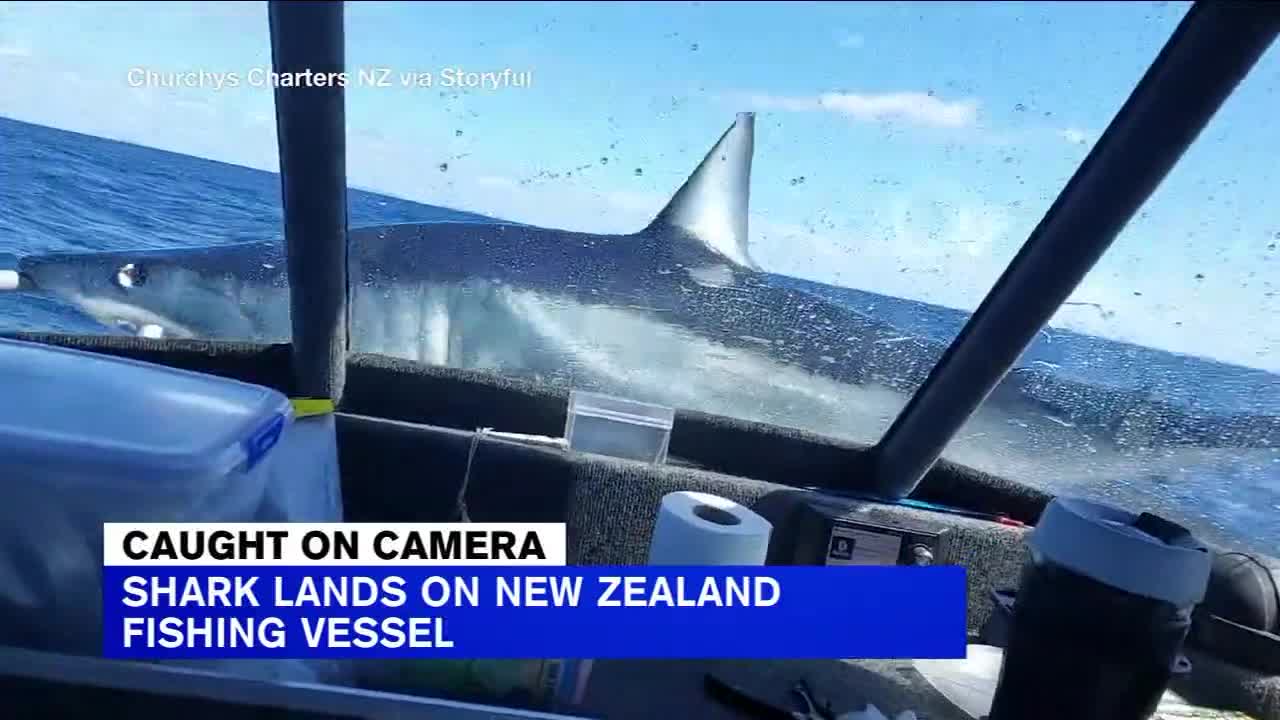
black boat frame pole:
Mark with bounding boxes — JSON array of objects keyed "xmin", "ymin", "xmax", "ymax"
[
  {"xmin": 871, "ymin": 1, "xmax": 1280, "ymax": 499},
  {"xmin": 268, "ymin": 1, "xmax": 349, "ymax": 401}
]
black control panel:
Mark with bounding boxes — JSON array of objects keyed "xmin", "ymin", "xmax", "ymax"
[{"xmin": 759, "ymin": 491, "xmax": 951, "ymax": 567}]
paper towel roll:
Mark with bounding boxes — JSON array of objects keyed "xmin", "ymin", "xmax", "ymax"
[{"xmin": 647, "ymin": 491, "xmax": 773, "ymax": 565}]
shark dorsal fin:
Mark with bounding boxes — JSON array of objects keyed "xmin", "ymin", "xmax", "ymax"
[{"xmin": 646, "ymin": 112, "xmax": 756, "ymax": 269}]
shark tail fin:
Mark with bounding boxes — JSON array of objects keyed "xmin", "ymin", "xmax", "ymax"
[{"xmin": 645, "ymin": 112, "xmax": 757, "ymax": 269}]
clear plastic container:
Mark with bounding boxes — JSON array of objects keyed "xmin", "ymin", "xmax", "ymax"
[
  {"xmin": 255, "ymin": 410, "xmax": 343, "ymax": 524},
  {"xmin": 564, "ymin": 390, "xmax": 674, "ymax": 464},
  {"xmin": 0, "ymin": 337, "xmax": 293, "ymax": 656}
]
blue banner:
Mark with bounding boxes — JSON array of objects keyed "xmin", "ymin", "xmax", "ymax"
[{"xmin": 102, "ymin": 565, "xmax": 967, "ymax": 659}]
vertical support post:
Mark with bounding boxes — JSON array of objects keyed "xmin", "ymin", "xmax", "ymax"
[
  {"xmin": 268, "ymin": 1, "xmax": 349, "ymax": 401},
  {"xmin": 871, "ymin": 2, "xmax": 1279, "ymax": 498}
]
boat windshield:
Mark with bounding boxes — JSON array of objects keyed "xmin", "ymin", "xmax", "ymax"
[{"xmin": 0, "ymin": 2, "xmax": 1274, "ymax": 554}]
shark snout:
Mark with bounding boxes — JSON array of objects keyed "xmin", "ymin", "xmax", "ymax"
[
  {"xmin": 6, "ymin": 253, "xmax": 124, "ymax": 296},
  {"xmin": 0, "ymin": 270, "xmax": 34, "ymax": 291},
  {"xmin": 1, "ymin": 257, "xmax": 60, "ymax": 293}
]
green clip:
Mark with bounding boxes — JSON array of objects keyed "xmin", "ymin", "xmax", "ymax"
[{"xmin": 290, "ymin": 397, "xmax": 335, "ymax": 419}]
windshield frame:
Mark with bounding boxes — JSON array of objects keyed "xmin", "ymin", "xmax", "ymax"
[
  {"xmin": 267, "ymin": 1, "xmax": 351, "ymax": 402},
  {"xmin": 870, "ymin": 1, "xmax": 1280, "ymax": 499},
  {"xmin": 264, "ymin": 1, "xmax": 1279, "ymax": 497}
]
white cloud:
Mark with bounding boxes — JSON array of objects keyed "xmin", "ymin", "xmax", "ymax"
[{"xmin": 743, "ymin": 91, "xmax": 980, "ymax": 128}]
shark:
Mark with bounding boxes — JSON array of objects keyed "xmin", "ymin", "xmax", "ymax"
[
  {"xmin": 2, "ymin": 114, "xmax": 946, "ymax": 428},
  {"xmin": 2, "ymin": 112, "xmax": 1277, "ymax": 464}
]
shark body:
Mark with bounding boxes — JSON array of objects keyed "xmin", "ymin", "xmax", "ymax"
[{"xmin": 5, "ymin": 113, "xmax": 1277, "ymax": 457}]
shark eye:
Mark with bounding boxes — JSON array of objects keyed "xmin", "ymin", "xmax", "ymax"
[{"xmin": 114, "ymin": 262, "xmax": 147, "ymax": 289}]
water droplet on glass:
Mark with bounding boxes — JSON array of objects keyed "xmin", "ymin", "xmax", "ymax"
[
  {"xmin": 1014, "ymin": 103, "xmax": 1026, "ymax": 112},
  {"xmin": 438, "ymin": 162, "xmax": 449, "ymax": 173},
  {"xmin": 634, "ymin": 168, "xmax": 643, "ymax": 176},
  {"xmin": 600, "ymin": 157, "xmax": 608, "ymax": 165},
  {"xmin": 455, "ymin": 129, "xmax": 463, "ymax": 137}
]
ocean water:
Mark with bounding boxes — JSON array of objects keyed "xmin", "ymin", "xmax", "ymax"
[{"xmin": 1, "ymin": 116, "xmax": 1277, "ymax": 555}]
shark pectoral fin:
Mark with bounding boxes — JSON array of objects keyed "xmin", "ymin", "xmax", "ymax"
[
  {"xmin": 108, "ymin": 316, "xmax": 175, "ymax": 340},
  {"xmin": 645, "ymin": 112, "xmax": 757, "ymax": 270}
]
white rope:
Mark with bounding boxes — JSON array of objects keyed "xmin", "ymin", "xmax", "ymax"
[
  {"xmin": 456, "ymin": 428, "xmax": 568, "ymax": 522},
  {"xmin": 454, "ymin": 427, "xmax": 492, "ymax": 522}
]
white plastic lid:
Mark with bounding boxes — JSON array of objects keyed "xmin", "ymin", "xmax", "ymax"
[
  {"xmin": 1030, "ymin": 497, "xmax": 1212, "ymax": 607},
  {"xmin": 567, "ymin": 390, "xmax": 676, "ymax": 430},
  {"xmin": 0, "ymin": 338, "xmax": 293, "ymax": 482}
]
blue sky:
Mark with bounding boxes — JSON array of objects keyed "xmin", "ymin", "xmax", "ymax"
[{"xmin": 0, "ymin": 1, "xmax": 1276, "ymax": 371}]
